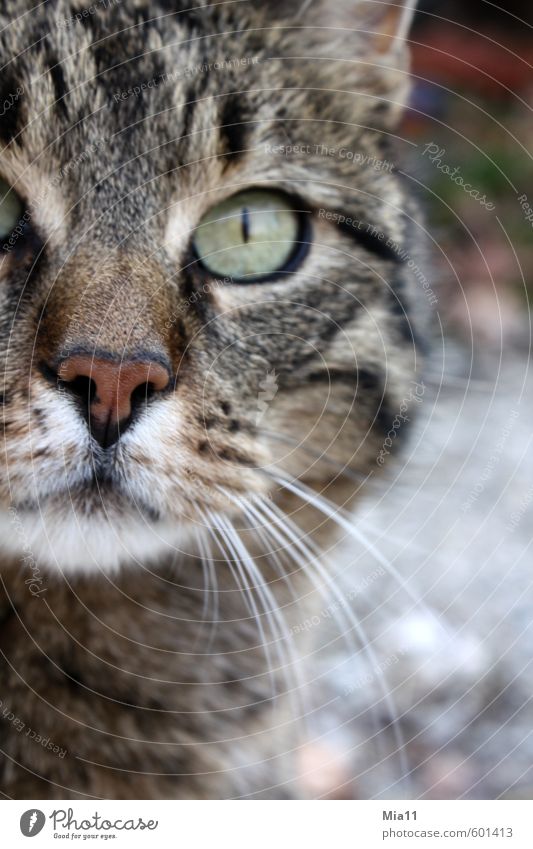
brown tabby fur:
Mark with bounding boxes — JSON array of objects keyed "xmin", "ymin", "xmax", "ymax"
[{"xmin": 0, "ymin": 0, "xmax": 426, "ymax": 798}]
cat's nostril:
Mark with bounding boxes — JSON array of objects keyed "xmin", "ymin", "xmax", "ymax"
[
  {"xmin": 62, "ymin": 374, "xmax": 97, "ymax": 404},
  {"xmin": 130, "ymin": 381, "xmax": 157, "ymax": 406},
  {"xmin": 43, "ymin": 354, "xmax": 171, "ymax": 448}
]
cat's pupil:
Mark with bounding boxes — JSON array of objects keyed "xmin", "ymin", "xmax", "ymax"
[{"xmin": 241, "ymin": 207, "xmax": 250, "ymax": 243}]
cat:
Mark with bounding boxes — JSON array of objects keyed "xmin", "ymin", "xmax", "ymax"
[{"xmin": 0, "ymin": 0, "xmax": 427, "ymax": 798}]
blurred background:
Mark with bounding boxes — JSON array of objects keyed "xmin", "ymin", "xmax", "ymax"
[
  {"xmin": 304, "ymin": 1, "xmax": 533, "ymax": 801},
  {"xmin": 406, "ymin": 0, "xmax": 533, "ymax": 349}
]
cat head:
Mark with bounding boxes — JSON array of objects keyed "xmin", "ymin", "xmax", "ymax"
[{"xmin": 0, "ymin": 0, "xmax": 426, "ymax": 572}]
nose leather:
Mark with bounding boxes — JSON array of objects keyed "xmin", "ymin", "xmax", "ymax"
[{"xmin": 57, "ymin": 355, "xmax": 170, "ymax": 447}]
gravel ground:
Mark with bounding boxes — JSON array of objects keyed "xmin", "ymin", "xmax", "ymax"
[{"xmin": 300, "ymin": 341, "xmax": 533, "ymax": 800}]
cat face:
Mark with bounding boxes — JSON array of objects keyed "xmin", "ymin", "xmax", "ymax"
[{"xmin": 0, "ymin": 0, "xmax": 424, "ymax": 571}]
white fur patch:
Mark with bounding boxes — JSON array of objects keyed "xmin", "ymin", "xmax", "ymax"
[{"xmin": 0, "ymin": 503, "xmax": 193, "ymax": 574}]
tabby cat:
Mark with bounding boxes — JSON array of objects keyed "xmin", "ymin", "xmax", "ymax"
[{"xmin": 0, "ymin": 0, "xmax": 427, "ymax": 798}]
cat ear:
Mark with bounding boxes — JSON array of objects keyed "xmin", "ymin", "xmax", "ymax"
[
  {"xmin": 307, "ymin": 0, "xmax": 417, "ymax": 55},
  {"xmin": 251, "ymin": 0, "xmax": 418, "ymax": 123},
  {"xmin": 337, "ymin": 0, "xmax": 419, "ymax": 125},
  {"xmin": 361, "ymin": 0, "xmax": 418, "ymax": 56},
  {"xmin": 251, "ymin": 0, "xmax": 418, "ymax": 51}
]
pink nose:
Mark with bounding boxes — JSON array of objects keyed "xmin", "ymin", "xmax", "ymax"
[{"xmin": 57, "ymin": 355, "xmax": 170, "ymax": 447}]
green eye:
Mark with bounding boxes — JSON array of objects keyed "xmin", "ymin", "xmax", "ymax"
[
  {"xmin": 192, "ymin": 190, "xmax": 309, "ymax": 282},
  {"xmin": 0, "ymin": 178, "xmax": 23, "ymax": 242}
]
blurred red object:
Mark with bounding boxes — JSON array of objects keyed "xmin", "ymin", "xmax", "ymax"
[{"xmin": 411, "ymin": 23, "xmax": 533, "ymax": 98}]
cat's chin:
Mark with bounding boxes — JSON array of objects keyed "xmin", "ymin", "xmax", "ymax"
[{"xmin": 0, "ymin": 502, "xmax": 192, "ymax": 574}]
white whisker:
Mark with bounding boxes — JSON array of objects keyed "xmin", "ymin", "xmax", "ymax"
[
  {"xmin": 248, "ymin": 491, "xmax": 412, "ymax": 791},
  {"xmin": 192, "ymin": 517, "xmax": 220, "ymax": 652},
  {"xmin": 204, "ymin": 506, "xmax": 279, "ymax": 703},
  {"xmin": 269, "ymin": 468, "xmax": 444, "ymax": 633},
  {"xmin": 217, "ymin": 508, "xmax": 309, "ymax": 715}
]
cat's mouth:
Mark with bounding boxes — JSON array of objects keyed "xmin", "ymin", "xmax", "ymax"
[
  {"xmin": 2, "ymin": 461, "xmax": 193, "ymax": 573},
  {"xmin": 11, "ymin": 448, "xmax": 237, "ymax": 529},
  {"xmin": 15, "ymin": 467, "xmax": 162, "ymax": 524},
  {"xmin": 11, "ymin": 486, "xmax": 160, "ymax": 527},
  {"xmin": 3, "ymin": 399, "xmax": 267, "ymax": 572},
  {"xmin": 84, "ymin": 474, "xmax": 163, "ymax": 523}
]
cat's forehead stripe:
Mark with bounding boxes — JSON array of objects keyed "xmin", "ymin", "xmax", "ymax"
[
  {"xmin": 219, "ymin": 95, "xmax": 249, "ymax": 165},
  {"xmin": 48, "ymin": 59, "xmax": 70, "ymax": 121},
  {"xmin": 0, "ymin": 72, "xmax": 24, "ymax": 147}
]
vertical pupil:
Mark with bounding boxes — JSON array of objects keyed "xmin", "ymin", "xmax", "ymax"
[{"xmin": 241, "ymin": 206, "xmax": 250, "ymax": 243}]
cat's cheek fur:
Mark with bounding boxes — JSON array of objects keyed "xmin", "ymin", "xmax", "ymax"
[{"xmin": 0, "ymin": 393, "xmax": 91, "ymax": 506}]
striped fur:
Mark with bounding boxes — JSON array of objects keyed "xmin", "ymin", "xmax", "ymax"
[{"xmin": 0, "ymin": 1, "xmax": 427, "ymax": 798}]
